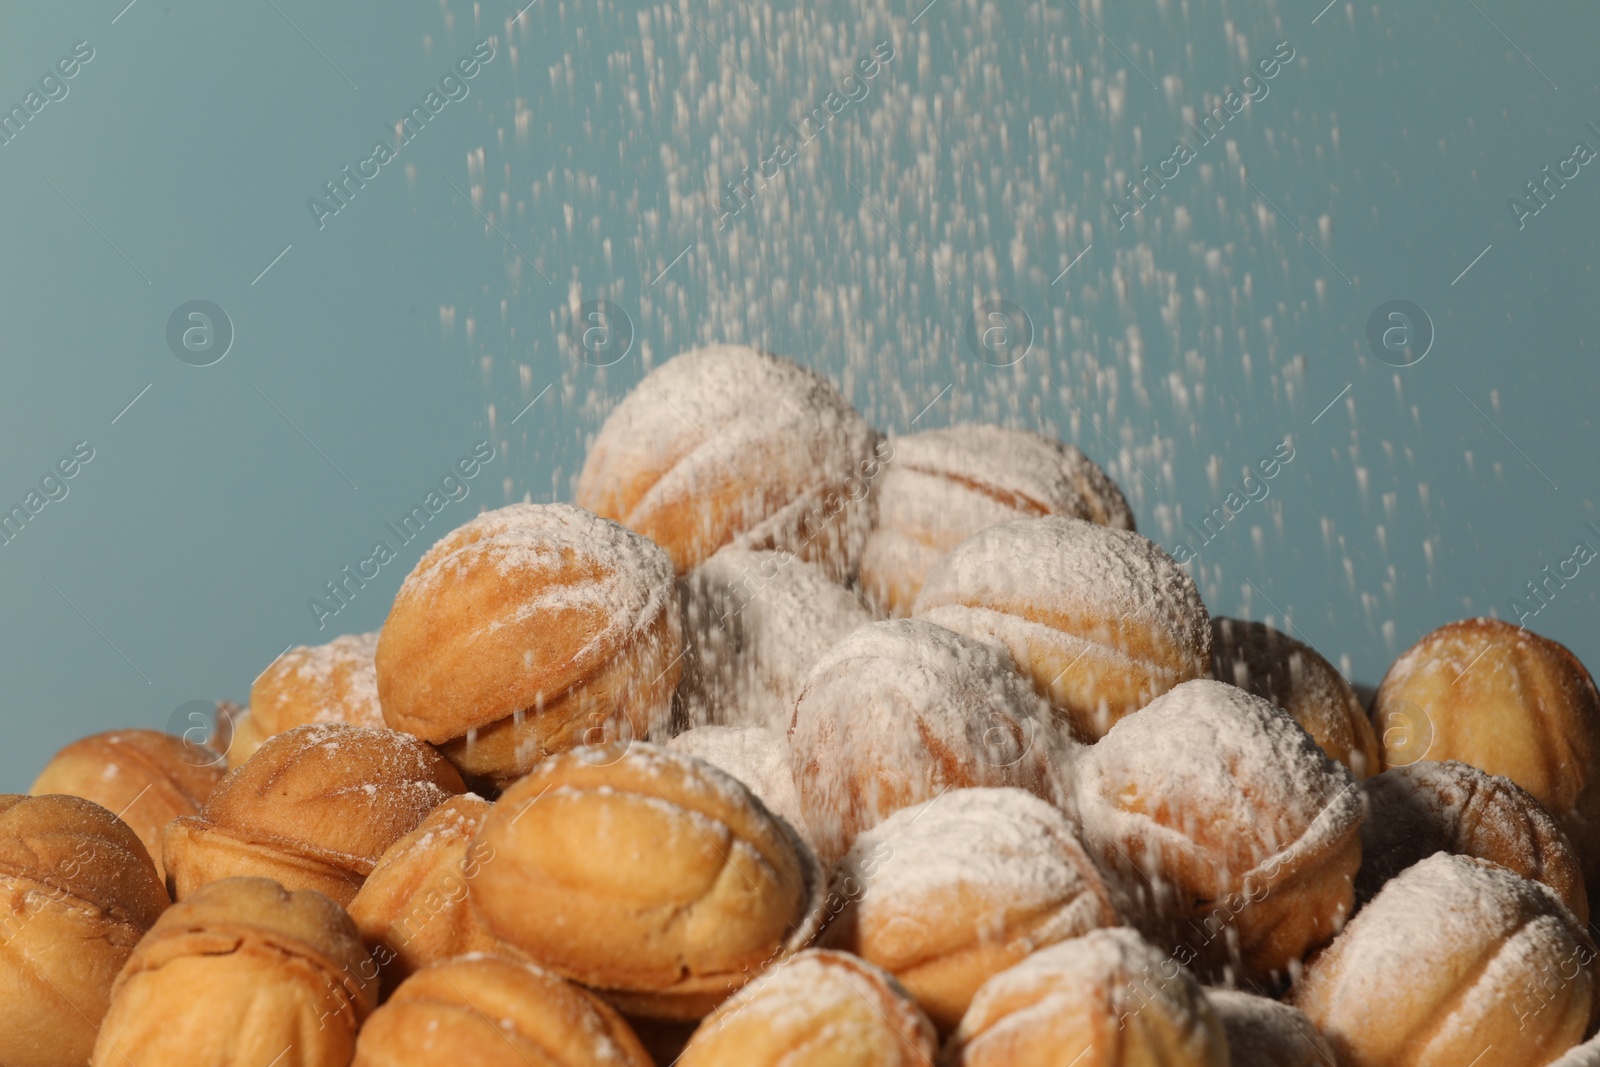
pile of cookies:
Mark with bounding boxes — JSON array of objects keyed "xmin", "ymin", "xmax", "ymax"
[{"xmin": 6, "ymin": 343, "xmax": 1599, "ymax": 1067}]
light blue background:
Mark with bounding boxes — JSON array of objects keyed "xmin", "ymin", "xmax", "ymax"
[{"xmin": 1, "ymin": 0, "xmax": 1596, "ymax": 789}]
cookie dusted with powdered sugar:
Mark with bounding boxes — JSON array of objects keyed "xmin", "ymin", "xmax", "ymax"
[
  {"xmin": 914, "ymin": 516, "xmax": 1210, "ymax": 742},
  {"xmin": 1074, "ymin": 679, "xmax": 1363, "ymax": 985},
  {"xmin": 666, "ymin": 724, "xmax": 810, "ymax": 848},
  {"xmin": 353, "ymin": 953, "xmax": 653, "ymax": 1067},
  {"xmin": 677, "ymin": 949, "xmax": 938, "ymax": 1067},
  {"xmin": 942, "ymin": 928, "xmax": 1228, "ymax": 1067},
  {"xmin": 824, "ymin": 787, "xmax": 1119, "ymax": 1031},
  {"xmin": 861, "ymin": 424, "xmax": 1133, "ymax": 616},
  {"xmin": 576, "ymin": 344, "xmax": 883, "ymax": 580},
  {"xmin": 162, "ymin": 723, "xmax": 465, "ymax": 906},
  {"xmin": 1357, "ymin": 759, "xmax": 1588, "ymax": 922},
  {"xmin": 1293, "ymin": 853, "xmax": 1595, "ymax": 1067},
  {"xmin": 469, "ymin": 743, "xmax": 827, "ymax": 1021},
  {"xmin": 789, "ymin": 619, "xmax": 1075, "ymax": 867},
  {"xmin": 231, "ymin": 631, "xmax": 384, "ymax": 766},
  {"xmin": 376, "ymin": 503, "xmax": 681, "ymax": 790}
]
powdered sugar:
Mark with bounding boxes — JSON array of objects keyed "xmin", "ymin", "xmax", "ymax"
[
  {"xmin": 1075, "ymin": 679, "xmax": 1361, "ymax": 884},
  {"xmin": 677, "ymin": 548, "xmax": 872, "ymax": 731},
  {"xmin": 1357, "ymin": 760, "xmax": 1587, "ymax": 918},
  {"xmin": 914, "ymin": 515, "xmax": 1209, "ymax": 674},
  {"xmin": 698, "ymin": 948, "xmax": 936, "ymax": 1058},
  {"xmin": 394, "ymin": 502, "xmax": 675, "ymax": 654},
  {"xmin": 665, "ymin": 725, "xmax": 808, "ymax": 844},
  {"xmin": 838, "ymin": 788, "xmax": 1095, "ymax": 904},
  {"xmin": 884, "ymin": 424, "xmax": 1133, "ymax": 532},
  {"xmin": 1295, "ymin": 852, "xmax": 1592, "ymax": 1059},
  {"xmin": 575, "ymin": 345, "xmax": 879, "ymax": 574},
  {"xmin": 259, "ymin": 631, "xmax": 384, "ymax": 729},
  {"xmin": 835, "ymin": 787, "xmax": 1114, "ymax": 959},
  {"xmin": 950, "ymin": 928, "xmax": 1219, "ymax": 1057},
  {"xmin": 1210, "ymin": 616, "xmax": 1375, "ymax": 778},
  {"xmin": 790, "ymin": 619, "xmax": 1076, "ymax": 864}
]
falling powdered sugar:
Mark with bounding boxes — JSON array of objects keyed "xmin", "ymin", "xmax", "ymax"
[
  {"xmin": 665, "ymin": 724, "xmax": 808, "ymax": 845},
  {"xmin": 677, "ymin": 547, "xmax": 872, "ymax": 731}
]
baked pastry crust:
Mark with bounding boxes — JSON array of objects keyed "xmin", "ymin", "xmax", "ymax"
[
  {"xmin": 861, "ymin": 424, "xmax": 1134, "ymax": 616},
  {"xmin": 162, "ymin": 723, "xmax": 465, "ymax": 906},
  {"xmin": 575, "ymin": 344, "xmax": 882, "ymax": 579},
  {"xmin": 824, "ymin": 787, "xmax": 1119, "ymax": 1031},
  {"xmin": 1372, "ymin": 618, "xmax": 1600, "ymax": 887},
  {"xmin": 377, "ymin": 503, "xmax": 682, "ymax": 790},
  {"xmin": 914, "ymin": 516, "xmax": 1210, "ymax": 742},
  {"xmin": 789, "ymin": 619, "xmax": 1073, "ymax": 867},
  {"xmin": 942, "ymin": 927, "xmax": 1229, "ymax": 1066},
  {"xmin": 352, "ymin": 952, "xmax": 653, "ymax": 1067},
  {"xmin": 233, "ymin": 632, "xmax": 384, "ymax": 766},
  {"xmin": 348, "ymin": 794, "xmax": 513, "ymax": 996},
  {"xmin": 1206, "ymin": 989, "xmax": 1336, "ymax": 1067},
  {"xmin": 1074, "ymin": 679, "xmax": 1363, "ymax": 984},
  {"xmin": 1211, "ymin": 617, "xmax": 1380, "ymax": 778},
  {"xmin": 92, "ymin": 877, "xmax": 375, "ymax": 1067},
  {"xmin": 677, "ymin": 949, "xmax": 939, "ymax": 1066},
  {"xmin": 1293, "ymin": 853, "xmax": 1596, "ymax": 1067},
  {"xmin": 30, "ymin": 728, "xmax": 224, "ymax": 882},
  {"xmin": 1358, "ymin": 759, "xmax": 1588, "ymax": 923},
  {"xmin": 470, "ymin": 743, "xmax": 827, "ymax": 1019},
  {"xmin": 0, "ymin": 793, "xmax": 168, "ymax": 1067}
]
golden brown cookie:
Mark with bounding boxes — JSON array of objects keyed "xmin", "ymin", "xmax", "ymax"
[
  {"xmin": 376, "ymin": 503, "xmax": 682, "ymax": 790},
  {"xmin": 469, "ymin": 743, "xmax": 826, "ymax": 1020},
  {"xmin": 1293, "ymin": 853, "xmax": 1595, "ymax": 1067},
  {"xmin": 860, "ymin": 424, "xmax": 1134, "ymax": 616},
  {"xmin": 913, "ymin": 516, "xmax": 1210, "ymax": 742},
  {"xmin": 1358, "ymin": 759, "xmax": 1588, "ymax": 923},
  {"xmin": 1211, "ymin": 617, "xmax": 1381, "ymax": 777},
  {"xmin": 352, "ymin": 952, "xmax": 653, "ymax": 1067},
  {"xmin": 575, "ymin": 344, "xmax": 883, "ymax": 579},
  {"xmin": 163, "ymin": 723, "xmax": 465, "ymax": 906},
  {"xmin": 92, "ymin": 877, "xmax": 375, "ymax": 1067},
  {"xmin": 942, "ymin": 927, "xmax": 1229, "ymax": 1066},
  {"xmin": 233, "ymin": 631, "xmax": 384, "ymax": 766},
  {"xmin": 1372, "ymin": 618, "xmax": 1600, "ymax": 888},
  {"xmin": 677, "ymin": 949, "xmax": 938, "ymax": 1066},
  {"xmin": 0, "ymin": 794, "xmax": 168, "ymax": 1067},
  {"xmin": 789, "ymin": 619, "xmax": 1072, "ymax": 867},
  {"xmin": 824, "ymin": 787, "xmax": 1119, "ymax": 1031},
  {"xmin": 347, "ymin": 794, "xmax": 513, "ymax": 996},
  {"xmin": 30, "ymin": 728, "xmax": 223, "ymax": 882},
  {"xmin": 1074, "ymin": 679, "xmax": 1364, "ymax": 985}
]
